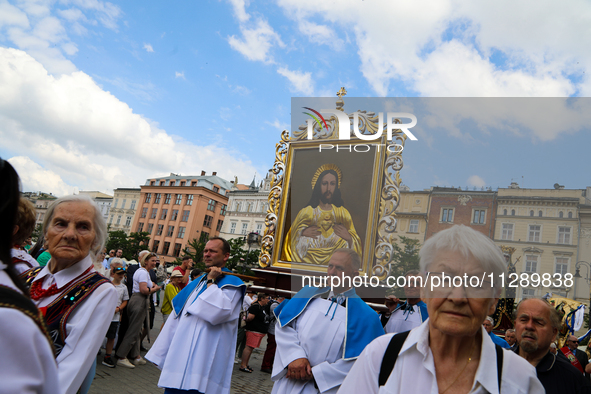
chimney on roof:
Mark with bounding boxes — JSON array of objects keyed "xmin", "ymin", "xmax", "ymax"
[
  {"xmin": 212, "ymin": 172, "xmax": 217, "ymax": 176},
  {"xmin": 201, "ymin": 171, "xmax": 206, "ymax": 176}
]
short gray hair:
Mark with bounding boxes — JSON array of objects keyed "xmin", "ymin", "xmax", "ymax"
[
  {"xmin": 42, "ymin": 194, "xmax": 106, "ymax": 257},
  {"xmin": 515, "ymin": 298, "xmax": 562, "ymax": 331},
  {"xmin": 419, "ymin": 225, "xmax": 506, "ymax": 290},
  {"xmin": 506, "ymin": 328, "xmax": 515, "ymax": 334},
  {"xmin": 485, "ymin": 316, "xmax": 494, "ymax": 324},
  {"xmin": 333, "ymin": 248, "xmax": 361, "ymax": 271}
]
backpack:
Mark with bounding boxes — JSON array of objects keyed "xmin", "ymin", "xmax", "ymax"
[{"xmin": 379, "ymin": 331, "xmax": 504, "ymax": 391}]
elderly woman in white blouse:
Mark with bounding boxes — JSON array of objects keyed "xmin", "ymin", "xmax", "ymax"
[{"xmin": 339, "ymin": 225, "xmax": 544, "ymax": 394}]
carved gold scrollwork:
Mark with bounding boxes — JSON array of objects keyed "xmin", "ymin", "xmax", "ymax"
[{"xmin": 259, "ymin": 130, "xmax": 289, "ymax": 267}]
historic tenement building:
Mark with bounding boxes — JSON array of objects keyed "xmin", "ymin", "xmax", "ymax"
[{"xmin": 108, "ymin": 188, "xmax": 141, "ymax": 235}]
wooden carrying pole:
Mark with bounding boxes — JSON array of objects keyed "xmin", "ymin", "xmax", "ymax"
[{"xmin": 205, "ymin": 268, "xmax": 265, "ymax": 283}]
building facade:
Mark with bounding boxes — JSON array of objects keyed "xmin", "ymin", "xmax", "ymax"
[
  {"xmin": 219, "ymin": 174, "xmax": 271, "ymax": 246},
  {"xmin": 131, "ymin": 172, "xmax": 232, "ymax": 263},
  {"xmin": 79, "ymin": 191, "xmax": 113, "ymax": 221},
  {"xmin": 21, "ymin": 192, "xmax": 57, "ymax": 227},
  {"xmin": 108, "ymin": 188, "xmax": 141, "ymax": 235},
  {"xmin": 391, "ymin": 189, "xmax": 430, "ymax": 244}
]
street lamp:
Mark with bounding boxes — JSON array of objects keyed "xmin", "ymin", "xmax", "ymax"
[{"xmin": 573, "ymin": 261, "xmax": 591, "ymax": 302}]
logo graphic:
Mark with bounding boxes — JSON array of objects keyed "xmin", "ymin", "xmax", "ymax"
[{"xmin": 302, "ymin": 107, "xmax": 328, "ymax": 131}]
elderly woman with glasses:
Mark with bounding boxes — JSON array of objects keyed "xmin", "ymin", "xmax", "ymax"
[{"xmin": 339, "ymin": 225, "xmax": 544, "ymax": 394}]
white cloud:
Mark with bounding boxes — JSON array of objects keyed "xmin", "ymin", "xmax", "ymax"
[
  {"xmin": 175, "ymin": 71, "xmax": 185, "ymax": 79},
  {"xmin": 467, "ymin": 175, "xmax": 486, "ymax": 188},
  {"xmin": 233, "ymin": 85, "xmax": 250, "ymax": 95},
  {"xmin": 8, "ymin": 156, "xmax": 77, "ymax": 196},
  {"xmin": 265, "ymin": 119, "xmax": 289, "ymax": 131},
  {"xmin": 0, "ymin": 48, "xmax": 259, "ymax": 195},
  {"xmin": 228, "ymin": 0, "xmax": 250, "ymax": 23},
  {"xmin": 277, "ymin": 66, "xmax": 314, "ymax": 95},
  {"xmin": 296, "ymin": 20, "xmax": 344, "ymax": 51},
  {"xmin": 143, "ymin": 43, "xmax": 154, "ymax": 52},
  {"xmin": 0, "ymin": 2, "xmax": 30, "ymax": 29},
  {"xmin": 228, "ymin": 18, "xmax": 284, "ymax": 64}
]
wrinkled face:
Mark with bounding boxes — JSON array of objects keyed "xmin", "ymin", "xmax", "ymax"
[
  {"xmin": 423, "ymin": 250, "xmax": 498, "ymax": 339},
  {"xmin": 327, "ymin": 252, "xmax": 357, "ymax": 280},
  {"xmin": 319, "ymin": 173, "xmax": 337, "ymax": 204},
  {"xmin": 505, "ymin": 331, "xmax": 516, "ymax": 346},
  {"xmin": 404, "ymin": 274, "xmax": 421, "ymax": 299},
  {"xmin": 47, "ymin": 202, "xmax": 97, "ymax": 268},
  {"xmin": 483, "ymin": 319, "xmax": 493, "ymax": 334},
  {"xmin": 203, "ymin": 239, "xmax": 229, "ymax": 268},
  {"xmin": 514, "ymin": 299, "xmax": 557, "ymax": 355}
]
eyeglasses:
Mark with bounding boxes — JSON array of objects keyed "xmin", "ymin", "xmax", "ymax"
[{"xmin": 425, "ymin": 272, "xmax": 495, "ymax": 297}]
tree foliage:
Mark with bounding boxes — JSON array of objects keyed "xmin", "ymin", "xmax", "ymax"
[
  {"xmin": 388, "ymin": 236, "xmax": 421, "ymax": 278},
  {"xmin": 180, "ymin": 235, "xmax": 260, "ymax": 275},
  {"xmin": 105, "ymin": 230, "xmax": 151, "ymax": 261}
]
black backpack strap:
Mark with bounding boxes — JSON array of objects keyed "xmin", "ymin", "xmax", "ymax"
[
  {"xmin": 495, "ymin": 344, "xmax": 504, "ymax": 393},
  {"xmin": 379, "ymin": 331, "xmax": 411, "ymax": 386}
]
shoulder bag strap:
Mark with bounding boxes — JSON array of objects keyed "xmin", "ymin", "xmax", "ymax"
[
  {"xmin": 379, "ymin": 330, "xmax": 411, "ymax": 386},
  {"xmin": 496, "ymin": 344, "xmax": 504, "ymax": 393}
]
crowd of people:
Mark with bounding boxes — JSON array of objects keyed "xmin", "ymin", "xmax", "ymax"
[{"xmin": 2, "ymin": 156, "xmax": 591, "ymax": 394}]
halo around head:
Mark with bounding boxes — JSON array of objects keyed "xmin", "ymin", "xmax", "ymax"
[{"xmin": 311, "ymin": 164, "xmax": 342, "ymax": 189}]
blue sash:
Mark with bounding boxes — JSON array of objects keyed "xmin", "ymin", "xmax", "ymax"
[
  {"xmin": 172, "ymin": 268, "xmax": 246, "ymax": 316},
  {"xmin": 274, "ymin": 286, "xmax": 384, "ymax": 359}
]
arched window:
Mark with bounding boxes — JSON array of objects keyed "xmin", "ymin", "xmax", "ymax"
[
  {"xmin": 503, "ymin": 209, "xmax": 507, "ymax": 215},
  {"xmin": 511, "ymin": 209, "xmax": 515, "ymax": 216},
  {"xmin": 568, "ymin": 212, "xmax": 573, "ymax": 218},
  {"xmin": 530, "ymin": 210, "xmax": 534, "ymax": 216},
  {"xmin": 538, "ymin": 210, "xmax": 542, "ymax": 217},
  {"xmin": 559, "ymin": 211, "xmax": 563, "ymax": 218}
]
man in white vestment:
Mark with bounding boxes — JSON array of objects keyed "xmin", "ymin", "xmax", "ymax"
[
  {"xmin": 271, "ymin": 248, "xmax": 384, "ymax": 394},
  {"xmin": 383, "ymin": 270, "xmax": 428, "ymax": 334},
  {"xmin": 146, "ymin": 237, "xmax": 246, "ymax": 394}
]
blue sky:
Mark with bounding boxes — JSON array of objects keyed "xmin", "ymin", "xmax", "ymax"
[{"xmin": 0, "ymin": 0, "xmax": 590, "ymax": 196}]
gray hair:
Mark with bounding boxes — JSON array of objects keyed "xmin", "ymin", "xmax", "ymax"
[
  {"xmin": 138, "ymin": 250, "xmax": 150, "ymax": 261},
  {"xmin": 515, "ymin": 298, "xmax": 562, "ymax": 331},
  {"xmin": 506, "ymin": 328, "xmax": 515, "ymax": 334},
  {"xmin": 485, "ymin": 316, "xmax": 494, "ymax": 324},
  {"xmin": 110, "ymin": 257, "xmax": 123, "ymax": 267},
  {"xmin": 42, "ymin": 194, "xmax": 107, "ymax": 257},
  {"xmin": 550, "ymin": 343, "xmax": 557, "ymax": 349},
  {"xmin": 419, "ymin": 225, "xmax": 506, "ymax": 290},
  {"xmin": 333, "ymin": 248, "xmax": 361, "ymax": 271}
]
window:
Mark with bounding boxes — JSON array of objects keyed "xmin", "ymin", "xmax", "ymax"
[
  {"xmin": 221, "ymin": 204, "xmax": 227, "ymax": 216},
  {"xmin": 141, "ymin": 208, "xmax": 147, "ymax": 218},
  {"xmin": 191, "ymin": 181, "xmax": 197, "ymax": 186},
  {"xmin": 503, "ymin": 209, "xmax": 507, "ymax": 215},
  {"xmin": 558, "ymin": 226, "xmax": 571, "ymax": 244},
  {"xmin": 203, "ymin": 215, "xmax": 213, "ymax": 228},
  {"xmin": 147, "ymin": 223, "xmax": 154, "ymax": 234},
  {"xmin": 160, "ymin": 181, "xmax": 165, "ymax": 186},
  {"xmin": 501, "ymin": 223, "xmax": 514, "ymax": 240},
  {"xmin": 472, "ymin": 210, "xmax": 485, "ymax": 224},
  {"xmin": 157, "ymin": 224, "xmax": 163, "ymax": 236},
  {"xmin": 181, "ymin": 210, "xmax": 189, "ymax": 222},
  {"xmin": 559, "ymin": 211, "xmax": 563, "ymax": 218},
  {"xmin": 113, "ymin": 198, "xmax": 118, "ymax": 208},
  {"xmin": 256, "ymin": 223, "xmax": 263, "ymax": 234},
  {"xmin": 137, "ymin": 222, "xmax": 144, "ymax": 232},
  {"xmin": 528, "ymin": 225, "xmax": 541, "ymax": 242},
  {"xmin": 441, "ymin": 208, "xmax": 453, "ymax": 223},
  {"xmin": 152, "ymin": 240, "xmax": 159, "ymax": 253},
  {"xmin": 173, "ymin": 243, "xmax": 182, "ymax": 257},
  {"xmin": 530, "ymin": 210, "xmax": 534, "ymax": 217},
  {"xmin": 109, "ymin": 215, "xmax": 113, "ymax": 224},
  {"xmin": 178, "ymin": 227, "xmax": 186, "ymax": 239},
  {"xmin": 216, "ymin": 220, "xmax": 223, "ymax": 232},
  {"xmin": 568, "ymin": 212, "xmax": 573, "ymax": 219},
  {"xmin": 155, "ymin": 193, "xmax": 161, "ymax": 204},
  {"xmin": 175, "ymin": 194, "xmax": 182, "ymax": 204},
  {"xmin": 122, "ymin": 199, "xmax": 126, "ymax": 209},
  {"xmin": 162, "ymin": 242, "xmax": 170, "ymax": 255},
  {"xmin": 116, "ymin": 215, "xmax": 121, "ymax": 225},
  {"xmin": 236, "ymin": 202, "xmax": 241, "ymax": 212},
  {"xmin": 151, "ymin": 208, "xmax": 158, "ymax": 219},
  {"xmin": 167, "ymin": 225, "xmax": 175, "ymax": 237},
  {"xmin": 213, "ymin": 186, "xmax": 219, "ymax": 193},
  {"xmin": 511, "ymin": 209, "xmax": 515, "ymax": 216},
  {"xmin": 538, "ymin": 210, "xmax": 542, "ymax": 217},
  {"xmin": 241, "ymin": 223, "xmax": 248, "ymax": 235},
  {"xmin": 555, "ymin": 257, "xmax": 568, "ymax": 276},
  {"xmin": 207, "ymin": 199, "xmax": 216, "ymax": 211},
  {"xmin": 160, "ymin": 209, "xmax": 168, "ymax": 220},
  {"xmin": 409, "ymin": 220, "xmax": 419, "ymax": 233},
  {"xmin": 525, "ymin": 255, "xmax": 538, "ymax": 273},
  {"xmin": 125, "ymin": 216, "xmax": 132, "ymax": 226},
  {"xmin": 230, "ymin": 222, "xmax": 236, "ymax": 234},
  {"xmin": 150, "ymin": 181, "xmax": 155, "ymax": 186},
  {"xmin": 522, "ymin": 289, "xmax": 536, "ymax": 299},
  {"xmin": 180, "ymin": 181, "xmax": 186, "ymax": 187},
  {"xmin": 130, "ymin": 200, "xmax": 136, "ymax": 210},
  {"xmin": 171, "ymin": 209, "xmax": 179, "ymax": 221},
  {"xmin": 165, "ymin": 194, "xmax": 171, "ymax": 204},
  {"xmin": 186, "ymin": 195, "xmax": 193, "ymax": 205},
  {"xmin": 145, "ymin": 193, "xmax": 152, "ymax": 203}
]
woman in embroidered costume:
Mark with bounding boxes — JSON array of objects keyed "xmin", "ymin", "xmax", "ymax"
[
  {"xmin": 0, "ymin": 158, "xmax": 60, "ymax": 394},
  {"xmin": 21, "ymin": 193, "xmax": 118, "ymax": 394}
]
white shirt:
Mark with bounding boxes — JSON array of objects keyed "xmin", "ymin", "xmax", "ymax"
[
  {"xmin": 32, "ymin": 255, "xmax": 118, "ymax": 394},
  {"xmin": 11, "ymin": 248, "xmax": 39, "ymax": 274},
  {"xmin": 0, "ymin": 267, "xmax": 60, "ymax": 394},
  {"xmin": 243, "ymin": 294, "xmax": 253, "ymax": 311},
  {"xmin": 132, "ymin": 267, "xmax": 152, "ymax": 293},
  {"xmin": 338, "ymin": 319, "xmax": 544, "ymax": 394},
  {"xmin": 383, "ymin": 303, "xmax": 423, "ymax": 334}
]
